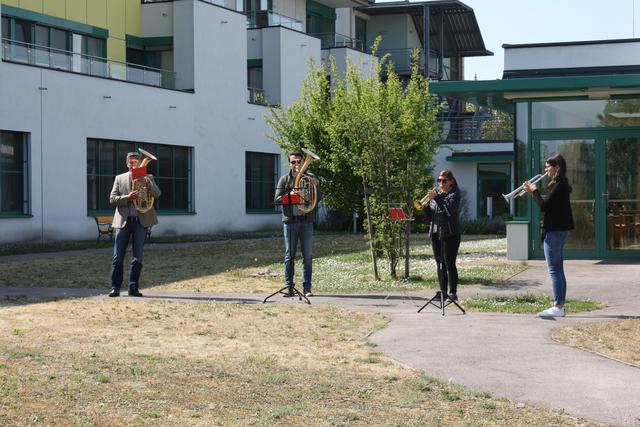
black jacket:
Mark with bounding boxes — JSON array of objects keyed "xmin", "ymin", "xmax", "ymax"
[
  {"xmin": 532, "ymin": 180, "xmax": 574, "ymax": 232},
  {"xmin": 424, "ymin": 186, "xmax": 461, "ymax": 238}
]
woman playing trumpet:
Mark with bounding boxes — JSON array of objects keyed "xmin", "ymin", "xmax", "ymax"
[
  {"xmin": 422, "ymin": 169, "xmax": 462, "ymax": 301},
  {"xmin": 523, "ymin": 154, "xmax": 574, "ymax": 318}
]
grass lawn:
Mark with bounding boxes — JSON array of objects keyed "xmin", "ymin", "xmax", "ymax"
[
  {"xmin": 0, "ymin": 234, "xmax": 525, "ymax": 294},
  {"xmin": 0, "ymin": 297, "xmax": 599, "ymax": 426},
  {"xmin": 552, "ymin": 320, "xmax": 640, "ymax": 368},
  {"xmin": 463, "ymin": 295, "xmax": 605, "ymax": 314}
]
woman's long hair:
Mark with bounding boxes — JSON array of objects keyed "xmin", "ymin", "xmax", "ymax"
[
  {"xmin": 546, "ymin": 154, "xmax": 568, "ymax": 187},
  {"xmin": 438, "ymin": 169, "xmax": 458, "ymax": 188}
]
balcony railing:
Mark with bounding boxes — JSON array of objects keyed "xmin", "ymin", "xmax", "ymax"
[
  {"xmin": 246, "ymin": 11, "xmax": 303, "ymax": 31},
  {"xmin": 376, "ymin": 48, "xmax": 448, "ymax": 78},
  {"xmin": 442, "ymin": 115, "xmax": 513, "ymax": 143},
  {"xmin": 1, "ymin": 38, "xmax": 177, "ymax": 90},
  {"xmin": 247, "ymin": 87, "xmax": 268, "ymax": 105},
  {"xmin": 312, "ymin": 32, "xmax": 363, "ymax": 51}
]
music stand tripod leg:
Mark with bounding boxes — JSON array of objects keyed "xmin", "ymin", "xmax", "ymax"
[
  {"xmin": 417, "ymin": 292, "xmax": 439, "ymax": 313},
  {"xmin": 263, "ymin": 286, "xmax": 290, "ymax": 303},
  {"xmin": 291, "ymin": 285, "xmax": 311, "ymax": 305},
  {"xmin": 448, "ymin": 299, "xmax": 466, "ymax": 314}
]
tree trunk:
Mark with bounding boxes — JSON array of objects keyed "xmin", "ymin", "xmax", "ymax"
[
  {"xmin": 404, "ymin": 163, "xmax": 411, "ymax": 278},
  {"xmin": 362, "ymin": 179, "xmax": 379, "ymax": 281}
]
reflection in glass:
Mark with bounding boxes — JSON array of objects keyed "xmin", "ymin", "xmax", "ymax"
[
  {"xmin": 533, "ymin": 98, "xmax": 640, "ymax": 129},
  {"xmin": 540, "ymin": 139, "xmax": 596, "ymax": 250},
  {"xmin": 606, "ymin": 138, "xmax": 640, "ymax": 250}
]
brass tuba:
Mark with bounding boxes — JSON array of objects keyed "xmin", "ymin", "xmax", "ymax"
[
  {"xmin": 132, "ymin": 148, "xmax": 157, "ymax": 213},
  {"xmin": 293, "ymin": 148, "xmax": 320, "ymax": 214}
]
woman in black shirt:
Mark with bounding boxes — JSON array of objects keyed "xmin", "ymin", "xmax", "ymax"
[
  {"xmin": 423, "ymin": 169, "xmax": 462, "ymax": 301},
  {"xmin": 523, "ymin": 154, "xmax": 574, "ymax": 318}
]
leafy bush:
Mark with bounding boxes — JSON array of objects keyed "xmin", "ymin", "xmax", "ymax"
[{"xmin": 460, "ymin": 217, "xmax": 506, "ymax": 235}]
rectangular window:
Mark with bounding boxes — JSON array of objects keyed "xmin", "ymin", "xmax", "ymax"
[
  {"xmin": 355, "ymin": 17, "xmax": 367, "ymax": 51},
  {"xmin": 1, "ymin": 16, "xmax": 9, "ymax": 40},
  {"xmin": 0, "ymin": 130, "xmax": 29, "ymax": 216},
  {"xmin": 477, "ymin": 163, "xmax": 511, "ymax": 219},
  {"xmin": 246, "ymin": 151, "xmax": 279, "ymax": 213},
  {"xmin": 87, "ymin": 139, "xmax": 193, "ymax": 214}
]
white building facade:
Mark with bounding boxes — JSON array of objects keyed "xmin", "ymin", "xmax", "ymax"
[{"xmin": 0, "ymin": 0, "xmax": 488, "ymax": 243}]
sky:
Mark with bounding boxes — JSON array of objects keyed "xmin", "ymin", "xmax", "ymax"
[{"xmin": 458, "ymin": 0, "xmax": 640, "ymax": 80}]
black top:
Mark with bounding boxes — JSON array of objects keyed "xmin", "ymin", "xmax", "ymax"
[
  {"xmin": 532, "ymin": 180, "xmax": 575, "ymax": 232},
  {"xmin": 424, "ymin": 186, "xmax": 461, "ymax": 238}
]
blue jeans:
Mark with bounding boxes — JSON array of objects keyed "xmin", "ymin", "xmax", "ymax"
[
  {"xmin": 283, "ymin": 221, "xmax": 313, "ymax": 291},
  {"xmin": 543, "ymin": 230, "xmax": 569, "ymax": 306},
  {"xmin": 111, "ymin": 220, "xmax": 147, "ymax": 291}
]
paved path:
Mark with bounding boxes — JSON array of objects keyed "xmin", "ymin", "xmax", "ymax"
[{"xmin": 1, "ymin": 260, "xmax": 639, "ymax": 426}]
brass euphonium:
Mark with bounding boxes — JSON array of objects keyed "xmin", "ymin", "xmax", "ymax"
[
  {"xmin": 293, "ymin": 148, "xmax": 320, "ymax": 214},
  {"xmin": 413, "ymin": 186, "xmax": 439, "ymax": 211},
  {"xmin": 132, "ymin": 148, "xmax": 157, "ymax": 214}
]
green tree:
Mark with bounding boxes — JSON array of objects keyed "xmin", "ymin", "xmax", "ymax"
[{"xmin": 267, "ymin": 42, "xmax": 441, "ymax": 279}]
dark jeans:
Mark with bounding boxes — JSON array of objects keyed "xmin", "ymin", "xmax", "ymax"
[
  {"xmin": 283, "ymin": 221, "xmax": 313, "ymax": 291},
  {"xmin": 111, "ymin": 220, "xmax": 147, "ymax": 291},
  {"xmin": 431, "ymin": 233, "xmax": 461, "ymax": 295}
]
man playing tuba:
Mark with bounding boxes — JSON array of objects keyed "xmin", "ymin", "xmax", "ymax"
[
  {"xmin": 107, "ymin": 151, "xmax": 161, "ymax": 298},
  {"xmin": 274, "ymin": 151, "xmax": 320, "ymax": 298}
]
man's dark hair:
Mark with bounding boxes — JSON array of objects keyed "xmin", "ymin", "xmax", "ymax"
[{"xmin": 289, "ymin": 152, "xmax": 303, "ymax": 159}]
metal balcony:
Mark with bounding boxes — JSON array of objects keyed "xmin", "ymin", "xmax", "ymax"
[{"xmin": 2, "ymin": 38, "xmax": 177, "ymax": 90}]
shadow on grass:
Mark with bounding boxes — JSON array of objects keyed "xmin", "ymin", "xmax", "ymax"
[{"xmin": 147, "ymin": 294, "xmax": 264, "ymax": 304}]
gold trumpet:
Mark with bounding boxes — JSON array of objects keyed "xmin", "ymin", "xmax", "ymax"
[{"xmin": 413, "ymin": 186, "xmax": 438, "ymax": 211}]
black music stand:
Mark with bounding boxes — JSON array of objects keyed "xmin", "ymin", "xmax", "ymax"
[
  {"xmin": 417, "ymin": 291, "xmax": 465, "ymax": 315},
  {"xmin": 264, "ymin": 188, "xmax": 311, "ymax": 305},
  {"xmin": 263, "ymin": 284, "xmax": 310, "ymax": 304}
]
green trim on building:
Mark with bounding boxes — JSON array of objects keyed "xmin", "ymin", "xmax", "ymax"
[
  {"xmin": 247, "ymin": 58, "xmax": 262, "ymax": 68},
  {"xmin": 306, "ymin": 0, "xmax": 336, "ymax": 20},
  {"xmin": 1, "ymin": 5, "xmax": 108, "ymax": 38},
  {"xmin": 431, "ymin": 73, "xmax": 640, "ymax": 112},
  {"xmin": 446, "ymin": 153, "xmax": 514, "ymax": 162},
  {"xmin": 126, "ymin": 34, "xmax": 173, "ymax": 47}
]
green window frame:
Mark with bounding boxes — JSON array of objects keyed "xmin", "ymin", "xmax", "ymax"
[
  {"xmin": 0, "ymin": 130, "xmax": 29, "ymax": 217},
  {"xmin": 246, "ymin": 151, "xmax": 279, "ymax": 213},
  {"xmin": 87, "ymin": 138, "xmax": 193, "ymax": 215}
]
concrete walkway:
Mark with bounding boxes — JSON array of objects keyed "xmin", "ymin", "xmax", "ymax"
[{"xmin": 1, "ymin": 260, "xmax": 639, "ymax": 425}]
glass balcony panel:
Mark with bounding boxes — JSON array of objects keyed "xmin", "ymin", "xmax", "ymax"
[
  {"xmin": 2, "ymin": 38, "xmax": 177, "ymax": 90},
  {"xmin": 247, "ymin": 11, "xmax": 303, "ymax": 31},
  {"xmin": 311, "ymin": 32, "xmax": 363, "ymax": 51}
]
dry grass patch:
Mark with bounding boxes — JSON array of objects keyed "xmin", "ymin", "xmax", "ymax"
[
  {"xmin": 0, "ymin": 297, "xmax": 597, "ymax": 426},
  {"xmin": 0, "ymin": 234, "xmax": 523, "ymax": 295},
  {"xmin": 552, "ymin": 319, "xmax": 640, "ymax": 367}
]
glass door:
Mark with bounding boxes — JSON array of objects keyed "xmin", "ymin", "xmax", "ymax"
[
  {"xmin": 604, "ymin": 137, "xmax": 640, "ymax": 253},
  {"xmin": 533, "ymin": 137, "xmax": 597, "ymax": 258},
  {"xmin": 533, "ymin": 131, "xmax": 640, "ymax": 258}
]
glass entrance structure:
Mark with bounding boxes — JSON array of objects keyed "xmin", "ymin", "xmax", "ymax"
[{"xmin": 431, "ymin": 74, "xmax": 640, "ymax": 260}]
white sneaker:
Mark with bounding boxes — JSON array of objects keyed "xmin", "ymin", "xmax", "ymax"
[{"xmin": 537, "ymin": 306, "xmax": 566, "ymax": 318}]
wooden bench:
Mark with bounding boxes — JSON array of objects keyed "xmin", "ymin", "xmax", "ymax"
[
  {"xmin": 93, "ymin": 216, "xmax": 152, "ymax": 243},
  {"xmin": 94, "ymin": 215, "xmax": 114, "ymax": 242}
]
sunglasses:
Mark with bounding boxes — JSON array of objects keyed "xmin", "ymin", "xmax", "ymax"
[
  {"xmin": 290, "ymin": 160, "xmax": 302, "ymax": 164},
  {"xmin": 437, "ymin": 178, "xmax": 448, "ymax": 182}
]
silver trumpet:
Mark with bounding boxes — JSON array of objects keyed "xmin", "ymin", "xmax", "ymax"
[{"xmin": 502, "ymin": 173, "xmax": 545, "ymax": 204}]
